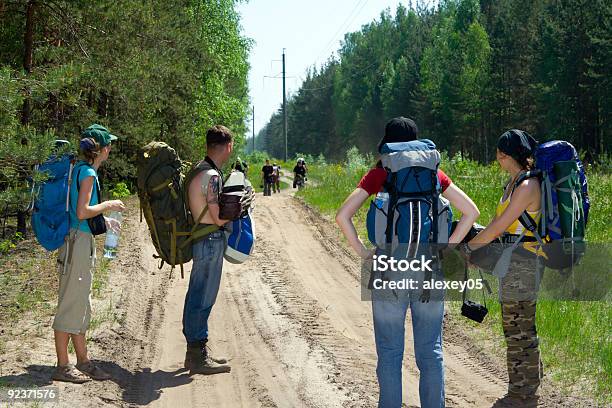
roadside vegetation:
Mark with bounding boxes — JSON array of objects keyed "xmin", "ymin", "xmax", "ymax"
[
  {"xmin": 0, "ymin": 0, "xmax": 250, "ymax": 238},
  {"xmin": 0, "ymin": 184, "xmax": 134, "ymax": 358}
]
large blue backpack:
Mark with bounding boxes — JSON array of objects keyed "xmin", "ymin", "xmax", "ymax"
[
  {"xmin": 31, "ymin": 151, "xmax": 75, "ymax": 251},
  {"xmin": 366, "ymin": 140, "xmax": 452, "ymax": 259},
  {"xmin": 514, "ymin": 140, "xmax": 589, "ymax": 269}
]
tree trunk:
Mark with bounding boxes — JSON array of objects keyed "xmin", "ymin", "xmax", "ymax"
[
  {"xmin": 21, "ymin": 0, "xmax": 35, "ymax": 127},
  {"xmin": 97, "ymin": 90, "xmax": 108, "ymax": 117},
  {"xmin": 17, "ymin": 0, "xmax": 36, "ymax": 236}
]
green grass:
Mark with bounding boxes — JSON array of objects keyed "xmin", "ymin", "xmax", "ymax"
[
  {"xmin": 0, "ymin": 242, "xmax": 58, "ymax": 325},
  {"xmin": 92, "ymin": 258, "xmax": 111, "ymax": 298},
  {"xmin": 88, "ymin": 298, "xmax": 118, "ymax": 337},
  {"xmin": 299, "ymin": 154, "xmax": 612, "ymax": 403},
  {"xmin": 0, "ymin": 227, "xmax": 116, "ymax": 358}
]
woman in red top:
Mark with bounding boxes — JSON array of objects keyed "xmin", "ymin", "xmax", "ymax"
[{"xmin": 336, "ymin": 117, "xmax": 479, "ymax": 408}]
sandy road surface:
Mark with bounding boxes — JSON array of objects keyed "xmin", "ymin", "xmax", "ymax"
[
  {"xmin": 140, "ymin": 186, "xmax": 515, "ymax": 408},
  {"xmin": 2, "ymin": 188, "xmax": 589, "ymax": 407}
]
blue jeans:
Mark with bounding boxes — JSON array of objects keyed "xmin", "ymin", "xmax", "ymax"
[
  {"xmin": 182, "ymin": 230, "xmax": 225, "ymax": 343},
  {"xmin": 372, "ymin": 295, "xmax": 445, "ymax": 408}
]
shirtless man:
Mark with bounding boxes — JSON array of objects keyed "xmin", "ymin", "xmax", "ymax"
[{"xmin": 183, "ymin": 125, "xmax": 233, "ymax": 375}]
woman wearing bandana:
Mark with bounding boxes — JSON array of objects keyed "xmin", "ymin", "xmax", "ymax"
[{"xmin": 463, "ymin": 129, "xmax": 544, "ymax": 406}]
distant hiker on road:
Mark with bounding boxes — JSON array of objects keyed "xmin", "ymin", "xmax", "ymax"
[
  {"xmin": 233, "ymin": 156, "xmax": 248, "ymax": 174},
  {"xmin": 262, "ymin": 159, "xmax": 274, "ymax": 196},
  {"xmin": 463, "ymin": 130, "xmax": 543, "ymax": 405},
  {"xmin": 336, "ymin": 117, "xmax": 480, "ymax": 408},
  {"xmin": 272, "ymin": 162, "xmax": 281, "ymax": 193},
  {"xmin": 293, "ymin": 158, "xmax": 306, "ymax": 189},
  {"xmin": 53, "ymin": 124, "xmax": 125, "ymax": 383},
  {"xmin": 183, "ymin": 125, "xmax": 234, "ymax": 375}
]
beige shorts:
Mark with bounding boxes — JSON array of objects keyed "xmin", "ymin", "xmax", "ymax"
[{"xmin": 52, "ymin": 229, "xmax": 96, "ymax": 335}]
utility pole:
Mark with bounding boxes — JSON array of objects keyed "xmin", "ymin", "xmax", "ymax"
[
  {"xmin": 282, "ymin": 49, "xmax": 287, "ymax": 162},
  {"xmin": 263, "ymin": 50, "xmax": 294, "ymax": 160},
  {"xmin": 252, "ymin": 105, "xmax": 255, "ymax": 152}
]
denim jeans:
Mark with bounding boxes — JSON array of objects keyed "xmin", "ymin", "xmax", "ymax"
[
  {"xmin": 372, "ymin": 294, "xmax": 445, "ymax": 408},
  {"xmin": 182, "ymin": 230, "xmax": 225, "ymax": 343}
]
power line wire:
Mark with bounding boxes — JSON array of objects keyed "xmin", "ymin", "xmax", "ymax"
[{"xmin": 312, "ymin": 0, "xmax": 369, "ymax": 67}]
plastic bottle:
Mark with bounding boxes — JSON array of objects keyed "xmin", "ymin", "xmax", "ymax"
[
  {"xmin": 374, "ymin": 192, "xmax": 389, "ymax": 209},
  {"xmin": 103, "ymin": 211, "xmax": 122, "ymax": 259}
]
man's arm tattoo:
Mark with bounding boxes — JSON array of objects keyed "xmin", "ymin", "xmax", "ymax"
[{"xmin": 207, "ymin": 175, "xmax": 220, "ymax": 205}]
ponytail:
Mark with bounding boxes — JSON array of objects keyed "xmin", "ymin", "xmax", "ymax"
[{"xmin": 79, "ymin": 137, "xmax": 101, "ymax": 164}]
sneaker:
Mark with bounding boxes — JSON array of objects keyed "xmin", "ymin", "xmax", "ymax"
[
  {"xmin": 76, "ymin": 361, "xmax": 112, "ymax": 381},
  {"xmin": 52, "ymin": 364, "xmax": 91, "ymax": 384}
]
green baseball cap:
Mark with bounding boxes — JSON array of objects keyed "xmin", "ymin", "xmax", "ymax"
[{"xmin": 81, "ymin": 124, "xmax": 118, "ymax": 146}]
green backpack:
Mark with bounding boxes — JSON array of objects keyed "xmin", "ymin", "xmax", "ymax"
[{"xmin": 136, "ymin": 142, "xmax": 218, "ymax": 277}]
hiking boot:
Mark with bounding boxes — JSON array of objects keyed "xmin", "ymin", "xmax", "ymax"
[
  {"xmin": 185, "ymin": 341, "xmax": 231, "ymax": 375},
  {"xmin": 184, "ymin": 340, "xmax": 228, "ymax": 368},
  {"xmin": 493, "ymin": 394, "xmax": 539, "ymax": 408},
  {"xmin": 76, "ymin": 360, "xmax": 112, "ymax": 380},
  {"xmin": 184, "ymin": 352, "xmax": 228, "ymax": 369},
  {"xmin": 52, "ymin": 364, "xmax": 92, "ymax": 384}
]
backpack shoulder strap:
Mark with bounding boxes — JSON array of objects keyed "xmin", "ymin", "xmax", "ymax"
[
  {"xmin": 180, "ymin": 160, "xmax": 221, "ymax": 248},
  {"xmin": 510, "ymin": 169, "xmax": 541, "ymax": 195},
  {"xmin": 74, "ymin": 163, "xmax": 100, "ymax": 196},
  {"xmin": 511, "ymin": 170, "xmax": 547, "ymax": 244}
]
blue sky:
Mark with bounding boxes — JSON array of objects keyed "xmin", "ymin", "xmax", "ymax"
[{"xmin": 237, "ymin": 0, "xmax": 407, "ymax": 138}]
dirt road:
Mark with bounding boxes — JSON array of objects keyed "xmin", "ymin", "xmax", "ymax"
[
  {"xmin": 3, "ymin": 187, "xmax": 587, "ymax": 407},
  {"xmin": 127, "ymin": 185, "xmax": 514, "ymax": 408}
]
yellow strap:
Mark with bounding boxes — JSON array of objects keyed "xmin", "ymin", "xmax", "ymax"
[
  {"xmin": 143, "ymin": 200, "xmax": 165, "ymax": 260},
  {"xmin": 191, "ymin": 204, "xmax": 210, "ymax": 234},
  {"xmin": 151, "ymin": 178, "xmax": 172, "ymax": 193},
  {"xmin": 165, "ymin": 218, "xmax": 177, "ymax": 266},
  {"xmin": 179, "ymin": 224, "xmax": 220, "ymax": 249}
]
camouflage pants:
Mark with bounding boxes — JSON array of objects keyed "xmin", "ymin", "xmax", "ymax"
[
  {"xmin": 500, "ymin": 254, "xmax": 543, "ymax": 398},
  {"xmin": 502, "ymin": 300, "xmax": 542, "ymax": 398}
]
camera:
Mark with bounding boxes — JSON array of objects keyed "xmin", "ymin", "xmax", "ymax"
[{"xmin": 461, "ymin": 300, "xmax": 488, "ymax": 323}]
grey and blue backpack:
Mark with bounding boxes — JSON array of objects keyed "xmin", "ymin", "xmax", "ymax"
[{"xmin": 366, "ymin": 139, "xmax": 453, "ymax": 259}]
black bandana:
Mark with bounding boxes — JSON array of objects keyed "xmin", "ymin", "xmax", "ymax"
[{"xmin": 497, "ymin": 129, "xmax": 538, "ymax": 161}]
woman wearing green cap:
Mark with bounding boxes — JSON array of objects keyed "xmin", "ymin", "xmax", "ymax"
[
  {"xmin": 52, "ymin": 124, "xmax": 125, "ymax": 383},
  {"xmin": 463, "ymin": 129, "xmax": 543, "ymax": 405}
]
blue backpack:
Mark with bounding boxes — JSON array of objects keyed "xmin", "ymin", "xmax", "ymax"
[
  {"xmin": 514, "ymin": 140, "xmax": 589, "ymax": 269},
  {"xmin": 366, "ymin": 139, "xmax": 452, "ymax": 259},
  {"xmin": 31, "ymin": 152, "xmax": 75, "ymax": 251}
]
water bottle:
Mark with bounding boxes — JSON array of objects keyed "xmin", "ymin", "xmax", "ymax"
[
  {"xmin": 103, "ymin": 211, "xmax": 122, "ymax": 259},
  {"xmin": 374, "ymin": 192, "xmax": 389, "ymax": 209}
]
